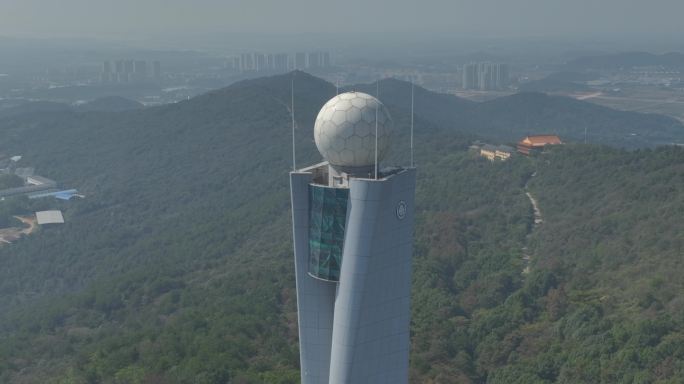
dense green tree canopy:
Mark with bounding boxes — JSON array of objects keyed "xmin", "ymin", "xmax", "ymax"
[{"xmin": 0, "ymin": 72, "xmax": 682, "ymax": 383}]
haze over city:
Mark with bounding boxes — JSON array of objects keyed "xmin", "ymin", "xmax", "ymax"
[{"xmin": 2, "ymin": 0, "xmax": 684, "ymax": 43}]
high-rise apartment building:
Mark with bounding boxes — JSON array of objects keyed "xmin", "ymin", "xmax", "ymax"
[
  {"xmin": 462, "ymin": 62, "xmax": 510, "ymax": 90},
  {"xmin": 295, "ymin": 52, "xmax": 307, "ymax": 69}
]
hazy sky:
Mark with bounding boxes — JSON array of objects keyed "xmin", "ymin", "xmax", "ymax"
[{"xmin": 1, "ymin": 0, "xmax": 683, "ymax": 40}]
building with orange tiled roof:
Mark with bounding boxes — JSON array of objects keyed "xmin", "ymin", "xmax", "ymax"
[{"xmin": 517, "ymin": 135, "xmax": 562, "ymax": 155}]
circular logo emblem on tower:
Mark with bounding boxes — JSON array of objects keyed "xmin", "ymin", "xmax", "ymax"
[{"xmin": 396, "ymin": 200, "xmax": 407, "ymax": 220}]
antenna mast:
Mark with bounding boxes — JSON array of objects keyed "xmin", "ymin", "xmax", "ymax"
[
  {"xmin": 410, "ymin": 78, "xmax": 415, "ymax": 168},
  {"xmin": 292, "ymin": 76, "xmax": 296, "ymax": 171},
  {"xmin": 375, "ymin": 80, "xmax": 379, "ymax": 180}
]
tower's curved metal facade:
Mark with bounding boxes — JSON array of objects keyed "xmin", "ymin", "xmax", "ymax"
[{"xmin": 290, "ymin": 162, "xmax": 416, "ymax": 384}]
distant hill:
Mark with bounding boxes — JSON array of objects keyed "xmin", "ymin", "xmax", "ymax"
[
  {"xmin": 0, "ymin": 100, "xmax": 71, "ymax": 118},
  {"xmin": 473, "ymin": 92, "xmax": 683, "ymax": 147},
  {"xmin": 353, "ymin": 78, "xmax": 684, "ymax": 148},
  {"xmin": 75, "ymin": 96, "xmax": 144, "ymax": 112},
  {"xmin": 568, "ymin": 51, "xmax": 684, "ymax": 70},
  {"xmin": 0, "ymin": 96, "xmax": 142, "ymax": 119},
  {"xmin": 518, "ymin": 71, "xmax": 597, "ymax": 93},
  {"xmin": 2, "ymin": 73, "xmax": 682, "ymax": 149},
  {"xmin": 0, "ymin": 72, "xmax": 683, "ymax": 382}
]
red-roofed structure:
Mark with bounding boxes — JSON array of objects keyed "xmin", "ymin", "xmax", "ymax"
[{"xmin": 517, "ymin": 135, "xmax": 562, "ymax": 155}]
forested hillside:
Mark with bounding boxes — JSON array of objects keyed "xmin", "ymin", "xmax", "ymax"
[
  {"xmin": 411, "ymin": 145, "xmax": 684, "ymax": 383},
  {"xmin": 0, "ymin": 72, "xmax": 682, "ymax": 383}
]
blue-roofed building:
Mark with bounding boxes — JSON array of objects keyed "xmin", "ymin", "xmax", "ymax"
[{"xmin": 28, "ymin": 189, "xmax": 80, "ymax": 200}]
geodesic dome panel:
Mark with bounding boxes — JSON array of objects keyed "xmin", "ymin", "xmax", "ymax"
[{"xmin": 314, "ymin": 92, "xmax": 393, "ymax": 167}]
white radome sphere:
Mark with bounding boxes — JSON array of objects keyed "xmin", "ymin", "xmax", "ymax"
[{"xmin": 314, "ymin": 92, "xmax": 393, "ymax": 168}]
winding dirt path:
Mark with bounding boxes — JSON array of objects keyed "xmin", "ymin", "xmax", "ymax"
[
  {"xmin": 15, "ymin": 215, "xmax": 38, "ymax": 235},
  {"xmin": 525, "ymin": 192, "xmax": 543, "ymax": 225},
  {"xmin": 0, "ymin": 215, "xmax": 38, "ymax": 246},
  {"xmin": 522, "ymin": 172, "xmax": 543, "ymax": 275}
]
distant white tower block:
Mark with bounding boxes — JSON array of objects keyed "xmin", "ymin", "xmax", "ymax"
[{"xmin": 290, "ymin": 92, "xmax": 416, "ymax": 383}]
